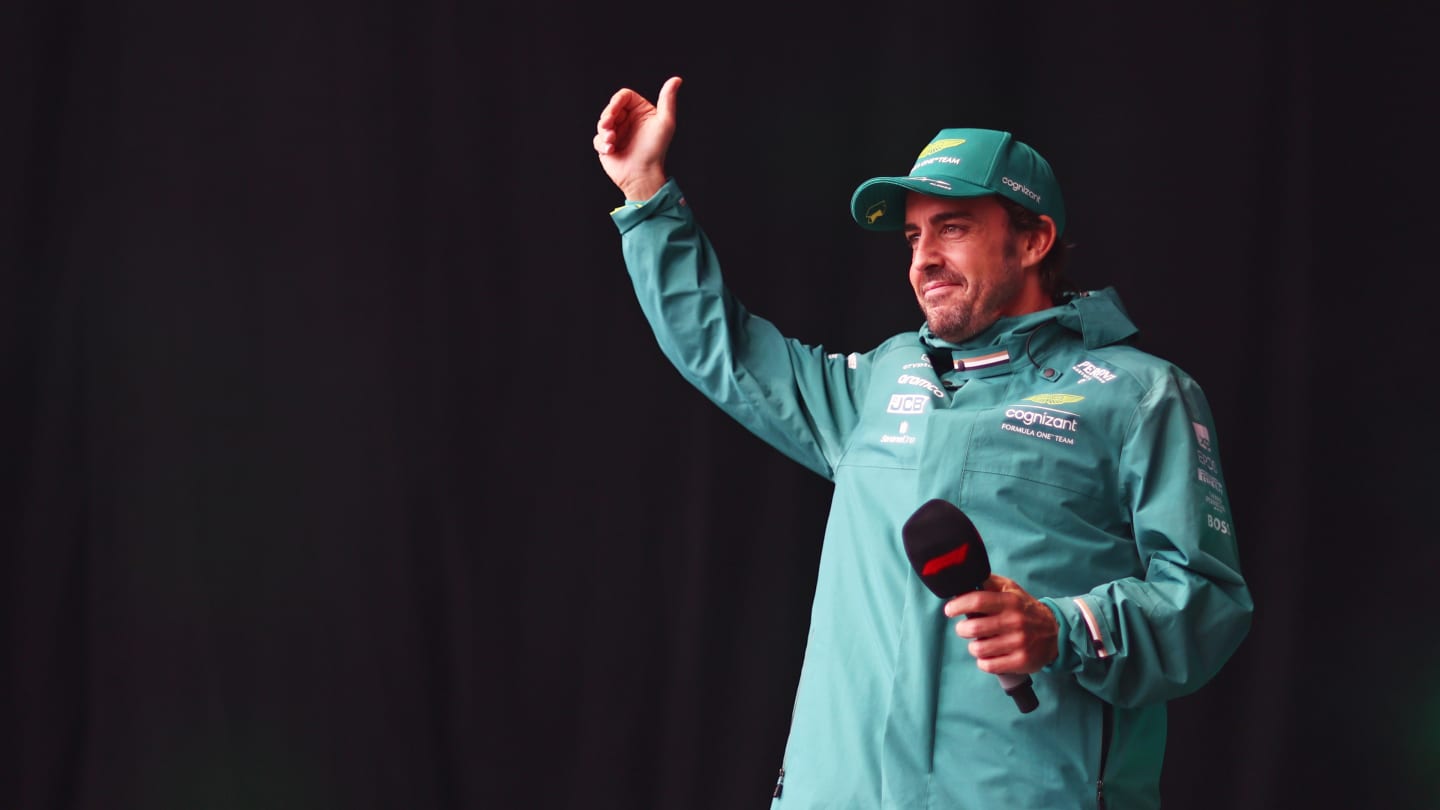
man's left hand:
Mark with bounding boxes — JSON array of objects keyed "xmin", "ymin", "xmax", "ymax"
[{"xmin": 943, "ymin": 574, "xmax": 1059, "ymax": 675}]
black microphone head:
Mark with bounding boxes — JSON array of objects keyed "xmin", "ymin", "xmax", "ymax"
[{"xmin": 901, "ymin": 498, "xmax": 991, "ymax": 599}]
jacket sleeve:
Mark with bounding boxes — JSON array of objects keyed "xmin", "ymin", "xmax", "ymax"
[
  {"xmin": 611, "ymin": 179, "xmax": 864, "ymax": 480},
  {"xmin": 1041, "ymin": 367, "xmax": 1254, "ymax": 708}
]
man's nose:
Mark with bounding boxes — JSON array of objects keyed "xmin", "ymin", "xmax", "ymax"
[{"xmin": 910, "ymin": 233, "xmax": 942, "ymax": 274}]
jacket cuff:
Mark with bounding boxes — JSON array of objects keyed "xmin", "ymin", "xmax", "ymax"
[
  {"xmin": 1040, "ymin": 595, "xmax": 1115, "ymax": 674},
  {"xmin": 610, "ymin": 178, "xmax": 685, "ymax": 234}
]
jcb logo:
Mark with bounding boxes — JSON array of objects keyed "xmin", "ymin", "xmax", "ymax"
[{"xmin": 887, "ymin": 395, "xmax": 928, "ymax": 415}]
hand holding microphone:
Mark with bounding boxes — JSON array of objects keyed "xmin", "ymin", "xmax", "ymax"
[{"xmin": 901, "ymin": 498, "xmax": 1058, "ymax": 714}]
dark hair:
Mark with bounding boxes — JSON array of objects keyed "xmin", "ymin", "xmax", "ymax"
[{"xmin": 995, "ymin": 195, "xmax": 1076, "ymax": 304}]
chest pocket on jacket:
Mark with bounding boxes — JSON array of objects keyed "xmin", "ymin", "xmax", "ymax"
[{"xmin": 958, "ymin": 396, "xmax": 1116, "ymax": 509}]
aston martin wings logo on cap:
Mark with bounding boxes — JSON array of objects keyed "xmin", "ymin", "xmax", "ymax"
[
  {"xmin": 1024, "ymin": 394, "xmax": 1085, "ymax": 405},
  {"xmin": 917, "ymin": 138, "xmax": 966, "ymax": 159}
]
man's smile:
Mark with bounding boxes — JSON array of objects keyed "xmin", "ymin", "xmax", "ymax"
[{"xmin": 923, "ymin": 279, "xmax": 966, "ymax": 299}]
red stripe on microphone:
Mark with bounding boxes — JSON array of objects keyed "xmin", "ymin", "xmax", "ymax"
[{"xmin": 921, "ymin": 544, "xmax": 969, "ymax": 576}]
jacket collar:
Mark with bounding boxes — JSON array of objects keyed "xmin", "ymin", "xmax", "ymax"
[{"xmin": 919, "ymin": 286, "xmax": 1139, "ymax": 354}]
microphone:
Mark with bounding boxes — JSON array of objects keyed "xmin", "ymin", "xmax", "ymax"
[{"xmin": 901, "ymin": 498, "xmax": 1040, "ymax": 714}]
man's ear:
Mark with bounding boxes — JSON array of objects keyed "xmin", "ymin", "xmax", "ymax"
[{"xmin": 1021, "ymin": 216, "xmax": 1058, "ymax": 270}]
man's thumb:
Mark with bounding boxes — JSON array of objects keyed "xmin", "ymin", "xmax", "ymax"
[{"xmin": 657, "ymin": 76, "xmax": 683, "ymax": 116}]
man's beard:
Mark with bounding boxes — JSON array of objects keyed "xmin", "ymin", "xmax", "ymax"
[{"xmin": 920, "ymin": 250, "xmax": 1025, "ymax": 344}]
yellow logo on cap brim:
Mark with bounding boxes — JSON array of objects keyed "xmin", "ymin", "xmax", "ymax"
[{"xmin": 865, "ymin": 201, "xmax": 887, "ymax": 224}]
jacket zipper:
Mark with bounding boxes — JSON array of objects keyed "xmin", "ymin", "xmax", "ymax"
[
  {"xmin": 1096, "ymin": 702, "xmax": 1113, "ymax": 810},
  {"xmin": 773, "ymin": 657, "xmax": 809, "ymax": 802}
]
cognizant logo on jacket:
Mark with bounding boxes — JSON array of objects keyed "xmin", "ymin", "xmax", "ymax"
[{"xmin": 1000, "ymin": 394, "xmax": 1084, "ymax": 446}]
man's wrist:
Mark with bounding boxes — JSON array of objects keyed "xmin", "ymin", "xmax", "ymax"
[{"xmin": 620, "ymin": 174, "xmax": 667, "ymax": 203}]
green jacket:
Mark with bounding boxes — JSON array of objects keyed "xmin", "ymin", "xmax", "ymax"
[{"xmin": 613, "ymin": 180, "xmax": 1252, "ymax": 810}]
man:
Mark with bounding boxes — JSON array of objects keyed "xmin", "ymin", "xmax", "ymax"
[{"xmin": 593, "ymin": 76, "xmax": 1252, "ymax": 809}]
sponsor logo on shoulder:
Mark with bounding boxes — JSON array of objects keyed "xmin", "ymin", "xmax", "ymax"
[
  {"xmin": 1073, "ymin": 360, "xmax": 1117, "ymax": 384},
  {"xmin": 1197, "ymin": 468, "xmax": 1225, "ymax": 493},
  {"xmin": 887, "ymin": 394, "xmax": 929, "ymax": 414},
  {"xmin": 1205, "ymin": 512, "xmax": 1232, "ymax": 536},
  {"xmin": 1192, "ymin": 422, "xmax": 1212, "ymax": 451},
  {"xmin": 902, "ymin": 352, "xmax": 933, "ymax": 370},
  {"xmin": 881, "ymin": 420, "xmax": 916, "ymax": 445},
  {"xmin": 1192, "ymin": 421, "xmax": 1225, "ymax": 495},
  {"xmin": 1196, "ymin": 450, "xmax": 1218, "ymax": 473},
  {"xmin": 897, "ymin": 374, "xmax": 945, "ymax": 398}
]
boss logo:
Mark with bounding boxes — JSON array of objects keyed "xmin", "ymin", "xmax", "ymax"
[{"xmin": 887, "ymin": 394, "xmax": 929, "ymax": 414}]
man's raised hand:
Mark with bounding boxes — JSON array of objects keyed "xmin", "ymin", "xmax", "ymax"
[{"xmin": 594, "ymin": 76, "xmax": 682, "ymax": 202}]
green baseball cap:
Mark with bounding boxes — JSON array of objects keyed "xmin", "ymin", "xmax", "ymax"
[{"xmin": 850, "ymin": 128, "xmax": 1066, "ymax": 236}]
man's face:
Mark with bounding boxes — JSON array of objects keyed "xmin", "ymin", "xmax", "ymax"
[{"xmin": 904, "ymin": 192, "xmax": 1046, "ymax": 344}]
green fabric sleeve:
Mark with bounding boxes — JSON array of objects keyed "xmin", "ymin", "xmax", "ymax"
[
  {"xmin": 611, "ymin": 179, "xmax": 865, "ymax": 480},
  {"xmin": 1043, "ymin": 367, "xmax": 1253, "ymax": 708}
]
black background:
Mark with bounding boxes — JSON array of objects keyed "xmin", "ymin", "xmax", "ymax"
[{"xmin": 4, "ymin": 2, "xmax": 1437, "ymax": 808}]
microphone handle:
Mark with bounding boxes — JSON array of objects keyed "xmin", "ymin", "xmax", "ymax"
[
  {"xmin": 996, "ymin": 672, "xmax": 1039, "ymax": 714},
  {"xmin": 961, "ymin": 610, "xmax": 1041, "ymax": 714}
]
